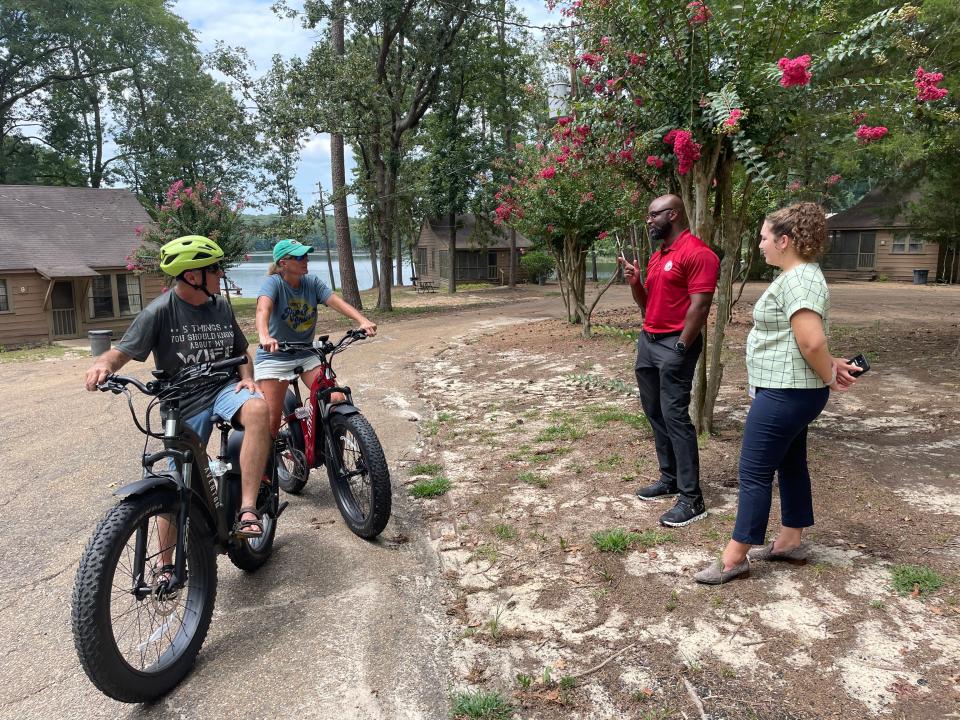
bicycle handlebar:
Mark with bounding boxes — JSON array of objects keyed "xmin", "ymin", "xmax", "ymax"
[
  {"xmin": 261, "ymin": 329, "xmax": 368, "ymax": 355},
  {"xmin": 97, "ymin": 355, "xmax": 248, "ymax": 395}
]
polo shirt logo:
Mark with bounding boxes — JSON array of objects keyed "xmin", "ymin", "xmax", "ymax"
[{"xmin": 664, "ymin": 260, "xmax": 674, "ymax": 272}]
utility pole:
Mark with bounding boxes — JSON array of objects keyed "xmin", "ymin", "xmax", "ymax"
[{"xmin": 317, "ymin": 184, "xmax": 337, "ymax": 291}]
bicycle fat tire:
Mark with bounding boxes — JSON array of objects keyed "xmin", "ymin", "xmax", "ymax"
[
  {"xmin": 277, "ymin": 421, "xmax": 309, "ymax": 494},
  {"xmin": 325, "ymin": 413, "xmax": 392, "ymax": 538},
  {"xmin": 71, "ymin": 489, "xmax": 217, "ymax": 703}
]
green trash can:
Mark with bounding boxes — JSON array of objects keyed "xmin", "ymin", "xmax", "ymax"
[
  {"xmin": 89, "ymin": 330, "xmax": 112, "ymax": 356},
  {"xmin": 912, "ymin": 269, "xmax": 928, "ymax": 285}
]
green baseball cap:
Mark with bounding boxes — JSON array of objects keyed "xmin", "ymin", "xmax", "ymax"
[{"xmin": 272, "ymin": 238, "xmax": 315, "ymax": 262}]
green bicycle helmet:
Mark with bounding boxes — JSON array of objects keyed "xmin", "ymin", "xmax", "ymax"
[{"xmin": 159, "ymin": 235, "xmax": 224, "ymax": 277}]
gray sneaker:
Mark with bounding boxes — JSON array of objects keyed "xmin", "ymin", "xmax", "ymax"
[{"xmin": 693, "ymin": 558, "xmax": 751, "ymax": 585}]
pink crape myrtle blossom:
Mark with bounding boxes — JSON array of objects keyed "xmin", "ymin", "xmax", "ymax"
[
  {"xmin": 663, "ymin": 129, "xmax": 702, "ymax": 175},
  {"xmin": 778, "ymin": 55, "xmax": 812, "ymax": 87},
  {"xmin": 855, "ymin": 125, "xmax": 888, "ymax": 143},
  {"xmin": 627, "ymin": 52, "xmax": 647, "ymax": 66},
  {"xmin": 687, "ymin": 1, "xmax": 711, "ymax": 24},
  {"xmin": 787, "ymin": 180, "xmax": 802, "ymax": 192},
  {"xmin": 725, "ymin": 109, "xmax": 743, "ymax": 126},
  {"xmin": 825, "ymin": 174, "xmax": 842, "ymax": 186},
  {"xmin": 581, "ymin": 52, "xmax": 604, "ymax": 68},
  {"xmin": 851, "ymin": 111, "xmax": 867, "ymax": 125},
  {"xmin": 914, "ymin": 67, "xmax": 948, "ymax": 102},
  {"xmin": 646, "ymin": 155, "xmax": 664, "ymax": 169},
  {"xmin": 598, "ymin": 230, "xmax": 609, "ymax": 241},
  {"xmin": 540, "ymin": 166, "xmax": 557, "ymax": 179}
]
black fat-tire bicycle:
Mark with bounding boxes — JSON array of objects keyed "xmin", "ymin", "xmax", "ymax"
[
  {"xmin": 273, "ymin": 330, "xmax": 392, "ymax": 538},
  {"xmin": 72, "ymin": 356, "xmax": 286, "ymax": 703}
]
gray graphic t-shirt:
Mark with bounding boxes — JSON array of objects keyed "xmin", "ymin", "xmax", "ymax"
[
  {"xmin": 116, "ymin": 291, "xmax": 249, "ymax": 419},
  {"xmin": 255, "ymin": 274, "xmax": 333, "ymax": 363}
]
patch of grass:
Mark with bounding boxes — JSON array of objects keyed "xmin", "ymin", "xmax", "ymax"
[
  {"xmin": 718, "ymin": 666, "xmax": 736, "ymax": 678},
  {"xmin": 594, "ymin": 324, "xmax": 641, "ymax": 342},
  {"xmin": 410, "ymin": 462, "xmax": 442, "ymax": 476},
  {"xmin": 472, "ymin": 544, "xmax": 500, "ymax": 564},
  {"xmin": 515, "ymin": 673, "xmax": 533, "ymax": 690},
  {"xmin": 596, "ymin": 454, "xmax": 623, "ymax": 470},
  {"xmin": 450, "ymin": 689, "xmax": 513, "ymax": 719},
  {"xmin": 591, "ymin": 528, "xmax": 640, "ymax": 554},
  {"xmin": 422, "ymin": 420, "xmax": 440, "ymax": 437},
  {"xmin": 517, "ymin": 471, "xmax": 548, "ymax": 488},
  {"xmin": 697, "ymin": 432, "xmax": 710, "ymax": 449},
  {"xmin": 409, "ymin": 476, "xmax": 451, "ymax": 498},
  {"xmin": 665, "ymin": 590, "xmax": 679, "ymax": 612},
  {"xmin": 508, "ymin": 445, "xmax": 569, "ymax": 463},
  {"xmin": 890, "ymin": 564, "xmax": 945, "ymax": 595},
  {"xmin": 869, "ymin": 599, "xmax": 886, "ymax": 610},
  {"xmin": 558, "ymin": 675, "xmax": 576, "ymax": 690},
  {"xmin": 536, "ymin": 422, "xmax": 586, "ymax": 442},
  {"xmin": 810, "ymin": 562, "xmax": 829, "ymax": 578},
  {"xmin": 711, "ymin": 595, "xmax": 725, "ymax": 608},
  {"xmin": 0, "ymin": 344, "xmax": 71, "ymax": 363},
  {"xmin": 436, "ymin": 411, "xmax": 455, "ymax": 423},
  {"xmin": 635, "ymin": 529, "xmax": 675, "ymax": 547},
  {"xmin": 591, "ymin": 408, "xmax": 650, "ymax": 430},
  {"xmin": 493, "ymin": 523, "xmax": 517, "ymax": 541}
]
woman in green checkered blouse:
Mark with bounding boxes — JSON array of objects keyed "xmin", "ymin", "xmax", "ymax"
[{"xmin": 695, "ymin": 203, "xmax": 862, "ymax": 585}]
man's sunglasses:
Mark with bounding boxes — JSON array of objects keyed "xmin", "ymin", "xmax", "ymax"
[{"xmin": 646, "ymin": 208, "xmax": 672, "ymax": 220}]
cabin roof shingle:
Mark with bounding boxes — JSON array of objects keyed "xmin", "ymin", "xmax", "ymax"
[
  {"xmin": 423, "ymin": 214, "xmax": 533, "ymax": 250},
  {"xmin": 826, "ymin": 188, "xmax": 918, "ymax": 230},
  {"xmin": 0, "ymin": 185, "xmax": 151, "ymax": 275}
]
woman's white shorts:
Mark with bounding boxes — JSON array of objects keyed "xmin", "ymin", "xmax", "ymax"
[{"xmin": 254, "ymin": 354, "xmax": 323, "ymax": 382}]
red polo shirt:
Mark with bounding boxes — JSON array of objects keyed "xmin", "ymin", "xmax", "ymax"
[{"xmin": 643, "ymin": 229, "xmax": 719, "ymax": 334}]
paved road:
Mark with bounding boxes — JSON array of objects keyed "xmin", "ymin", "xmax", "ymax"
[{"xmin": 0, "ymin": 289, "xmax": 567, "ymax": 720}]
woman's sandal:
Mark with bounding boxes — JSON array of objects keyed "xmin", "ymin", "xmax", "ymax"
[{"xmin": 233, "ymin": 506, "xmax": 264, "ymax": 538}]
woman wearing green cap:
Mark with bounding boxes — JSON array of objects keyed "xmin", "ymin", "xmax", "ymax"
[{"xmin": 255, "ymin": 238, "xmax": 377, "ymax": 437}]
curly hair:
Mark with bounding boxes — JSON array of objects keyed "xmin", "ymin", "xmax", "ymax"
[{"xmin": 765, "ymin": 202, "xmax": 828, "ymax": 261}]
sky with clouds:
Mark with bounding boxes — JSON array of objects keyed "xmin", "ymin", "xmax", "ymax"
[{"xmin": 171, "ymin": 0, "xmax": 554, "ymax": 215}]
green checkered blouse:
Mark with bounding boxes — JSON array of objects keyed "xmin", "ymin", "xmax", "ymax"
[{"xmin": 746, "ymin": 263, "xmax": 830, "ymax": 389}]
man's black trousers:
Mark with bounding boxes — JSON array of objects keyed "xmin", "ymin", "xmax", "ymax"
[{"xmin": 634, "ymin": 333, "xmax": 703, "ymax": 502}]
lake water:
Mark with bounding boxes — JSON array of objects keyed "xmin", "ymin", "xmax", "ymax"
[{"xmin": 226, "ymin": 253, "xmax": 414, "ymax": 295}]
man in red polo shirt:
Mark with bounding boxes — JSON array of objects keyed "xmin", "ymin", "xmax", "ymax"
[{"xmin": 621, "ymin": 194, "xmax": 719, "ymax": 527}]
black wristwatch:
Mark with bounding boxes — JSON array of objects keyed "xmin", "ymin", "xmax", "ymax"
[{"xmin": 674, "ymin": 339, "xmax": 687, "ymax": 355}]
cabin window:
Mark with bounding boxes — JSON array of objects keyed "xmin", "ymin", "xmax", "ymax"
[{"xmin": 0, "ymin": 279, "xmax": 9, "ymax": 312}]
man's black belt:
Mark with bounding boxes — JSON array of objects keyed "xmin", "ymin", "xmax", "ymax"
[{"xmin": 642, "ymin": 330, "xmax": 681, "ymax": 342}]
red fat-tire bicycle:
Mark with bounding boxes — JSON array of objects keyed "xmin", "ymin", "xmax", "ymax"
[{"xmin": 272, "ymin": 330, "xmax": 392, "ymax": 539}]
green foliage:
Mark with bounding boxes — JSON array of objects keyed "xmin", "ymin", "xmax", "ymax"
[
  {"xmin": 890, "ymin": 565, "xmax": 945, "ymax": 595},
  {"xmin": 450, "ymin": 689, "xmax": 513, "ymax": 719},
  {"xmin": 410, "ymin": 462, "xmax": 443, "ymax": 476},
  {"xmin": 134, "ymin": 181, "xmax": 249, "ymax": 270},
  {"xmin": 591, "ymin": 528, "xmax": 640, "ymax": 554},
  {"xmin": 409, "ymin": 476, "xmax": 451, "ymax": 498},
  {"xmin": 519, "ymin": 250, "xmax": 556, "ymax": 283}
]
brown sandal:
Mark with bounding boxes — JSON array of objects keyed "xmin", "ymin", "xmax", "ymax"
[{"xmin": 233, "ymin": 506, "xmax": 263, "ymax": 538}]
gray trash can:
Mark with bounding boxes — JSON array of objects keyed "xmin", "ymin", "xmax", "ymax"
[
  {"xmin": 89, "ymin": 330, "xmax": 112, "ymax": 356},
  {"xmin": 912, "ymin": 269, "xmax": 929, "ymax": 285}
]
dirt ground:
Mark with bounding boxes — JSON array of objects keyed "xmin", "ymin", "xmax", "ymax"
[{"xmin": 411, "ymin": 281, "xmax": 960, "ymax": 720}]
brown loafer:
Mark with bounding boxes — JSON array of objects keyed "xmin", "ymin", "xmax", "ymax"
[
  {"xmin": 693, "ymin": 558, "xmax": 750, "ymax": 585},
  {"xmin": 747, "ymin": 542, "xmax": 808, "ymax": 565}
]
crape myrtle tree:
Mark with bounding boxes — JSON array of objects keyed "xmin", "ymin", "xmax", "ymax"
[
  {"xmin": 132, "ymin": 181, "xmax": 250, "ymax": 294},
  {"xmin": 554, "ymin": 0, "xmax": 952, "ymax": 432},
  {"xmin": 494, "ymin": 121, "xmax": 640, "ymax": 334}
]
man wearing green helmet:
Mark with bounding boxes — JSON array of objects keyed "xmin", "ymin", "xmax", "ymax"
[{"xmin": 84, "ymin": 235, "xmax": 271, "ymax": 538}]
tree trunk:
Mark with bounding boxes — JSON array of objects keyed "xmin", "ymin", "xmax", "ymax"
[
  {"xmin": 375, "ymin": 148, "xmax": 396, "ymax": 309},
  {"xmin": 367, "ymin": 213, "xmax": 380, "ymax": 289},
  {"xmin": 447, "ymin": 211, "xmax": 457, "ymax": 293},
  {"xmin": 591, "ymin": 245, "xmax": 598, "ymax": 282},
  {"xmin": 329, "ymin": 0, "xmax": 361, "ymax": 308}
]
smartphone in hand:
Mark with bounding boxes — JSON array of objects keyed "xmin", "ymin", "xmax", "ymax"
[{"xmin": 847, "ymin": 353, "xmax": 871, "ymax": 377}]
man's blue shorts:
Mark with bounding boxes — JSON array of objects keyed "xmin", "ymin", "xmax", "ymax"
[{"xmin": 184, "ymin": 383, "xmax": 262, "ymax": 444}]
